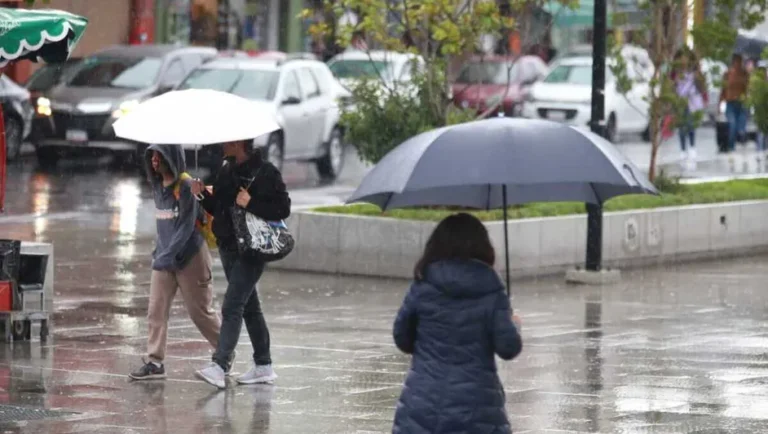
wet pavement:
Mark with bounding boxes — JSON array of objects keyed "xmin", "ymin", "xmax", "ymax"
[
  {"xmin": 2, "ymin": 170, "xmax": 768, "ymax": 432},
  {"xmin": 2, "ymin": 130, "xmax": 768, "ymax": 432}
]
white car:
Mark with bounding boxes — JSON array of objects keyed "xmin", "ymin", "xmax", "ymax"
[
  {"xmin": 522, "ymin": 55, "xmax": 651, "ymax": 142},
  {"xmin": 178, "ymin": 57, "xmax": 347, "ymax": 179},
  {"xmin": 327, "ymin": 49, "xmax": 425, "ymax": 97}
]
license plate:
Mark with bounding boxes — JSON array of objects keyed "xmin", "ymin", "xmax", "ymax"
[
  {"xmin": 547, "ymin": 110, "xmax": 567, "ymax": 122},
  {"xmin": 66, "ymin": 129, "xmax": 88, "ymax": 142}
]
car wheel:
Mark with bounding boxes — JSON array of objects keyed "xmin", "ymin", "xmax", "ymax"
[
  {"xmin": 605, "ymin": 113, "xmax": 618, "ymax": 143},
  {"xmin": 4, "ymin": 116, "xmax": 22, "ymax": 161},
  {"xmin": 316, "ymin": 128, "xmax": 345, "ymax": 180},
  {"xmin": 263, "ymin": 132, "xmax": 284, "ymax": 171},
  {"xmin": 36, "ymin": 147, "xmax": 60, "ymax": 169}
]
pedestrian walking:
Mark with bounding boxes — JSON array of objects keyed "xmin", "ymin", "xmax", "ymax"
[
  {"xmin": 671, "ymin": 49, "xmax": 707, "ymax": 169},
  {"xmin": 720, "ymin": 54, "xmax": 750, "ymax": 153},
  {"xmin": 190, "ymin": 140, "xmax": 291, "ymax": 389},
  {"xmin": 130, "ymin": 144, "xmax": 222, "ymax": 381},
  {"xmin": 392, "ymin": 213, "xmax": 523, "ymax": 434}
]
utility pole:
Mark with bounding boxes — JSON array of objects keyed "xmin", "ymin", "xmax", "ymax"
[{"xmin": 586, "ymin": 0, "xmax": 607, "ymax": 271}]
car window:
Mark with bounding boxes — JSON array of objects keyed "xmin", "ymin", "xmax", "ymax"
[
  {"xmin": 296, "ymin": 68, "xmax": 321, "ymax": 99},
  {"xmin": 66, "ymin": 56, "xmax": 162, "ymax": 89},
  {"xmin": 328, "ymin": 59, "xmax": 394, "ymax": 81},
  {"xmin": 281, "ymin": 71, "xmax": 302, "ymax": 101},
  {"xmin": 178, "ymin": 67, "xmax": 279, "ymax": 101},
  {"xmin": 311, "ymin": 66, "xmax": 333, "ymax": 94},
  {"xmin": 162, "ymin": 59, "xmax": 186, "ymax": 86},
  {"xmin": 457, "ymin": 61, "xmax": 521, "ymax": 85}
]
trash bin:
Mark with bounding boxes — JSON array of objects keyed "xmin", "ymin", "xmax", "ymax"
[{"xmin": 0, "ymin": 239, "xmax": 50, "ymax": 342}]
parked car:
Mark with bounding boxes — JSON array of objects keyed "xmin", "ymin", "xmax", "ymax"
[
  {"xmin": 24, "ymin": 57, "xmax": 82, "ymax": 102},
  {"xmin": 30, "ymin": 45, "xmax": 217, "ymax": 168},
  {"xmin": 451, "ymin": 55, "xmax": 548, "ymax": 117},
  {"xmin": 177, "ymin": 56, "xmax": 347, "ymax": 179},
  {"xmin": 1, "ymin": 75, "xmax": 34, "ymax": 161},
  {"xmin": 327, "ymin": 50, "xmax": 425, "ymax": 95},
  {"xmin": 521, "ymin": 55, "xmax": 652, "ymax": 142}
]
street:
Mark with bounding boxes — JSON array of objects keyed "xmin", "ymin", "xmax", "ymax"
[
  {"xmin": 0, "ymin": 128, "xmax": 767, "ymax": 432},
  {"xmin": 5, "ymin": 126, "xmax": 768, "ymax": 232},
  {"xmin": 0, "ymin": 199, "xmax": 768, "ymax": 431}
]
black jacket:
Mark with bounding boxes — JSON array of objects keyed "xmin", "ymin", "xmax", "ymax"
[
  {"xmin": 199, "ymin": 151, "xmax": 291, "ymax": 252},
  {"xmin": 392, "ymin": 259, "xmax": 522, "ymax": 434}
]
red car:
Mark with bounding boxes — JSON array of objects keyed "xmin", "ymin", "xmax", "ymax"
[{"xmin": 452, "ymin": 55, "xmax": 548, "ymax": 117}]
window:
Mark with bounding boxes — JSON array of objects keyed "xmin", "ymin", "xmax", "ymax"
[
  {"xmin": 297, "ymin": 68, "xmax": 321, "ymax": 98},
  {"xmin": 162, "ymin": 59, "xmax": 186, "ymax": 86},
  {"xmin": 178, "ymin": 67, "xmax": 279, "ymax": 101},
  {"xmin": 66, "ymin": 56, "xmax": 163, "ymax": 89},
  {"xmin": 328, "ymin": 59, "xmax": 394, "ymax": 81},
  {"xmin": 281, "ymin": 71, "xmax": 301, "ymax": 101},
  {"xmin": 457, "ymin": 61, "xmax": 519, "ymax": 85}
]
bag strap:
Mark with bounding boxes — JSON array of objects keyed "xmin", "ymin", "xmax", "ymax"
[{"xmin": 173, "ymin": 172, "xmax": 193, "ymax": 201}]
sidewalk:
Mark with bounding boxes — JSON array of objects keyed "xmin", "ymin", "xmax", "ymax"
[{"xmin": 0, "ymin": 213, "xmax": 767, "ymax": 432}]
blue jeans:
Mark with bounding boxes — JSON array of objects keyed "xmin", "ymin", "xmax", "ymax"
[
  {"xmin": 212, "ymin": 249, "xmax": 270, "ymax": 370},
  {"xmin": 726, "ymin": 101, "xmax": 748, "ymax": 152},
  {"xmin": 678, "ymin": 109, "xmax": 695, "ymax": 151}
]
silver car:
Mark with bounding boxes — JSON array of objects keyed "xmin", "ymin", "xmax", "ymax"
[{"xmin": 177, "ymin": 57, "xmax": 347, "ymax": 179}]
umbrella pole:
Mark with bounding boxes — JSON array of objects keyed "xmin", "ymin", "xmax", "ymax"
[{"xmin": 502, "ymin": 185, "xmax": 510, "ymax": 295}]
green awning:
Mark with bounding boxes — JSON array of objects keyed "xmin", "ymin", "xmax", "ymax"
[
  {"xmin": 0, "ymin": 8, "xmax": 88, "ymax": 67},
  {"xmin": 542, "ymin": 1, "xmax": 614, "ymax": 28}
]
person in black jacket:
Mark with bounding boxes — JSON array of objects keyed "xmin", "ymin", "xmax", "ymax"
[
  {"xmin": 190, "ymin": 140, "xmax": 291, "ymax": 389},
  {"xmin": 392, "ymin": 213, "xmax": 523, "ymax": 433}
]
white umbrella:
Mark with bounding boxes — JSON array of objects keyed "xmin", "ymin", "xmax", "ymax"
[{"xmin": 112, "ymin": 89, "xmax": 280, "ymax": 147}]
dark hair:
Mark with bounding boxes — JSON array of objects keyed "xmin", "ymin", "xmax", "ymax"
[
  {"xmin": 732, "ymin": 53, "xmax": 743, "ymax": 64},
  {"xmin": 414, "ymin": 213, "xmax": 495, "ymax": 280}
]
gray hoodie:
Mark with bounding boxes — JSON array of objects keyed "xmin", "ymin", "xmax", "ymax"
[{"xmin": 145, "ymin": 144, "xmax": 203, "ymax": 271}]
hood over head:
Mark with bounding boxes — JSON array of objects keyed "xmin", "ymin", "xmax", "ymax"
[
  {"xmin": 145, "ymin": 144, "xmax": 186, "ymax": 185},
  {"xmin": 421, "ymin": 259, "xmax": 505, "ymax": 299}
]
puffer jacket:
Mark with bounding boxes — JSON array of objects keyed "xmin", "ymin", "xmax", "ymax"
[{"xmin": 392, "ymin": 259, "xmax": 523, "ymax": 434}]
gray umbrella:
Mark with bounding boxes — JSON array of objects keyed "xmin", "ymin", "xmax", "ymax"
[{"xmin": 347, "ymin": 117, "xmax": 659, "ymax": 291}]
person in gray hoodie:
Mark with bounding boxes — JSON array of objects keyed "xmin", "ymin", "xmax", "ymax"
[{"xmin": 129, "ymin": 144, "xmax": 224, "ymax": 380}]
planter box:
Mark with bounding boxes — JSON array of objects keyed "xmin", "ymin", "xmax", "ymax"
[{"xmin": 271, "ymin": 201, "xmax": 768, "ymax": 279}]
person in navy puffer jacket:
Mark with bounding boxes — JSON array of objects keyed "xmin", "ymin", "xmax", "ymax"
[{"xmin": 392, "ymin": 213, "xmax": 523, "ymax": 434}]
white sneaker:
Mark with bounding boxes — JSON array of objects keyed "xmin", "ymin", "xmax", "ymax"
[
  {"xmin": 236, "ymin": 364, "xmax": 277, "ymax": 385},
  {"xmin": 688, "ymin": 148, "xmax": 697, "ymax": 161},
  {"xmin": 196, "ymin": 362, "xmax": 226, "ymax": 389}
]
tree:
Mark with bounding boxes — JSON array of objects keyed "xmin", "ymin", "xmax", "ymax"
[
  {"xmin": 610, "ymin": 0, "xmax": 768, "ymax": 181},
  {"xmin": 304, "ymin": 0, "xmax": 565, "ymax": 164}
]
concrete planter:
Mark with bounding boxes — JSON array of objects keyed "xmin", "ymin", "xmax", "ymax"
[{"xmin": 272, "ymin": 201, "xmax": 768, "ymax": 279}]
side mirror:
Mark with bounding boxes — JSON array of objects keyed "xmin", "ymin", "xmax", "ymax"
[{"xmin": 282, "ymin": 96, "xmax": 301, "ymax": 105}]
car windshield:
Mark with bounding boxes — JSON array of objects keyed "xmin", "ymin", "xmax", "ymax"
[
  {"xmin": 66, "ymin": 56, "xmax": 163, "ymax": 89},
  {"xmin": 328, "ymin": 59, "xmax": 394, "ymax": 81},
  {"xmin": 26, "ymin": 61, "xmax": 80, "ymax": 91},
  {"xmin": 544, "ymin": 65, "xmax": 593, "ymax": 85},
  {"xmin": 456, "ymin": 61, "xmax": 520, "ymax": 84},
  {"xmin": 178, "ymin": 67, "xmax": 279, "ymax": 101}
]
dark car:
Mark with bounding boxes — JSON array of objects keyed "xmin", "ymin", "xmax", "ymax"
[
  {"xmin": 30, "ymin": 45, "xmax": 217, "ymax": 168},
  {"xmin": 451, "ymin": 55, "xmax": 548, "ymax": 117},
  {"xmin": 24, "ymin": 57, "xmax": 82, "ymax": 102},
  {"xmin": 1, "ymin": 75, "xmax": 34, "ymax": 161}
]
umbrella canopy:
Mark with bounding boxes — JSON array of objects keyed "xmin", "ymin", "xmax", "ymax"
[
  {"xmin": 0, "ymin": 8, "xmax": 88, "ymax": 67},
  {"xmin": 347, "ymin": 117, "xmax": 658, "ymax": 210},
  {"xmin": 112, "ymin": 89, "xmax": 281, "ymax": 147}
]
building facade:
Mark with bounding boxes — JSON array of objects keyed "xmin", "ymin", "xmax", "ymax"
[{"xmin": 153, "ymin": 0, "xmax": 307, "ymax": 53}]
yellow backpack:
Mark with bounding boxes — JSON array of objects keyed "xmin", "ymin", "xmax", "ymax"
[{"xmin": 174, "ymin": 172, "xmax": 217, "ymax": 250}]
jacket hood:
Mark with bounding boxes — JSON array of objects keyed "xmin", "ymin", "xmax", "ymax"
[
  {"xmin": 422, "ymin": 259, "xmax": 505, "ymax": 299},
  {"xmin": 145, "ymin": 144, "xmax": 186, "ymax": 185}
]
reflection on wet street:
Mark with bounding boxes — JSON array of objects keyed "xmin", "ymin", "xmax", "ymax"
[{"xmin": 1, "ymin": 161, "xmax": 768, "ymax": 432}]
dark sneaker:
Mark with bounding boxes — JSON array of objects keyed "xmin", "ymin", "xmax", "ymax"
[{"xmin": 129, "ymin": 358, "xmax": 167, "ymax": 380}]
